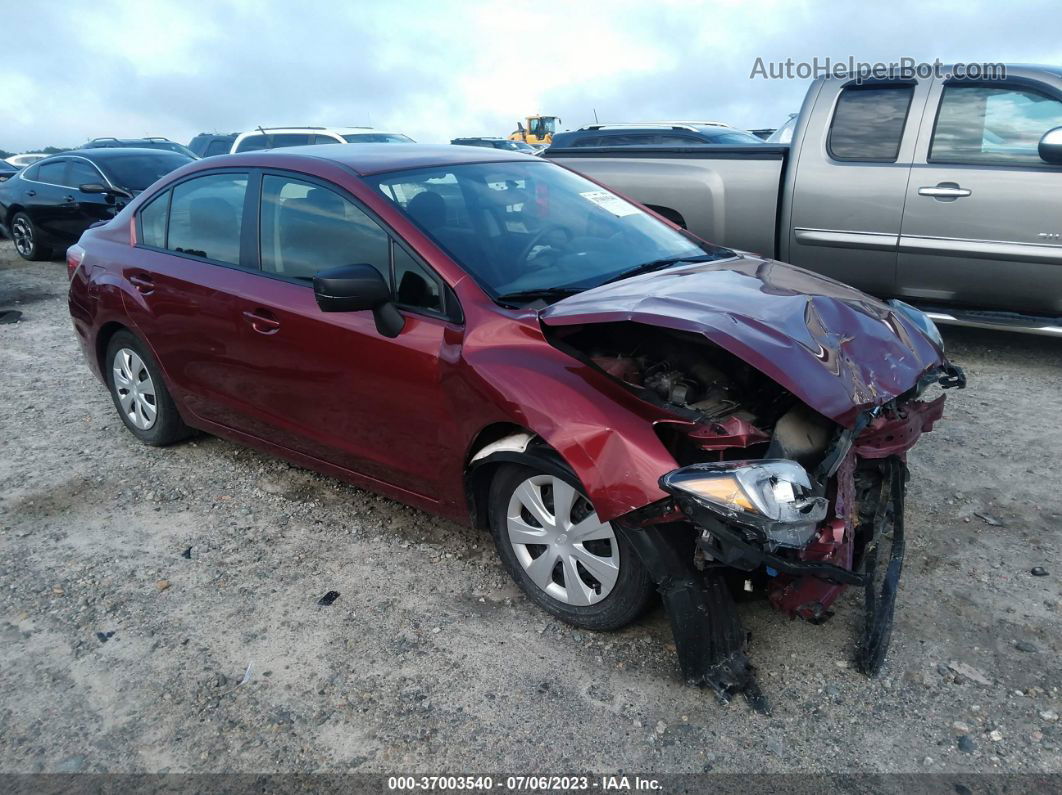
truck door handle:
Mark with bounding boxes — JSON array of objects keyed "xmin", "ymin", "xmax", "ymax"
[
  {"xmin": 918, "ymin": 183, "xmax": 971, "ymax": 199},
  {"xmin": 128, "ymin": 273, "xmax": 155, "ymax": 294},
  {"xmin": 242, "ymin": 309, "xmax": 281, "ymax": 335}
]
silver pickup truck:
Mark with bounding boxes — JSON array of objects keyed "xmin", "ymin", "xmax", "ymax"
[{"xmin": 546, "ymin": 64, "xmax": 1062, "ymax": 334}]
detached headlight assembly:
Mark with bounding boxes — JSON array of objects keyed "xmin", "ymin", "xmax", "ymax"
[{"xmin": 661, "ymin": 460, "xmax": 828, "ymax": 549}]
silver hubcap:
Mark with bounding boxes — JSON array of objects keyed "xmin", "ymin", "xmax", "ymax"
[
  {"xmin": 506, "ymin": 475, "xmax": 619, "ymax": 606},
  {"xmin": 12, "ymin": 217, "xmax": 32, "ymax": 256},
  {"xmin": 112, "ymin": 348, "xmax": 158, "ymax": 430}
]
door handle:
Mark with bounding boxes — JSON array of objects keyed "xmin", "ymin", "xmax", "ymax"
[
  {"xmin": 128, "ymin": 273, "xmax": 155, "ymax": 294},
  {"xmin": 242, "ymin": 309, "xmax": 281, "ymax": 335},
  {"xmin": 63, "ymin": 195, "xmax": 76, "ymax": 203},
  {"xmin": 26, "ymin": 190, "xmax": 36, "ymax": 197},
  {"xmin": 918, "ymin": 183, "xmax": 971, "ymax": 199}
]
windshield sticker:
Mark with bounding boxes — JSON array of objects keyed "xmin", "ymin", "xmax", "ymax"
[{"xmin": 579, "ymin": 190, "xmax": 640, "ymax": 217}]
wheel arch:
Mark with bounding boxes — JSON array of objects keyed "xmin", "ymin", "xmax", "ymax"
[
  {"xmin": 644, "ymin": 204, "xmax": 687, "ymax": 229},
  {"xmin": 463, "ymin": 424, "xmax": 577, "ymax": 531}
]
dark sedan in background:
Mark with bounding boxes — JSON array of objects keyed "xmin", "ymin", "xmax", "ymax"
[
  {"xmin": 0, "ymin": 148, "xmax": 193, "ymax": 260},
  {"xmin": 0, "ymin": 161, "xmax": 18, "ymax": 183}
]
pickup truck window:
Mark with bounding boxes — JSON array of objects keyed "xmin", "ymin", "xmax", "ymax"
[
  {"xmin": 828, "ymin": 85, "xmax": 914, "ymax": 162},
  {"xmin": 930, "ymin": 85, "xmax": 1062, "ymax": 166}
]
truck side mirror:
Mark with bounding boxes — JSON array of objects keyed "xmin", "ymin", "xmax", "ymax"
[{"xmin": 1039, "ymin": 126, "xmax": 1062, "ymax": 164}]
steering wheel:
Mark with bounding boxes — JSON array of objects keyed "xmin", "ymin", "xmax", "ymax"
[{"xmin": 515, "ymin": 223, "xmax": 571, "ymax": 265}]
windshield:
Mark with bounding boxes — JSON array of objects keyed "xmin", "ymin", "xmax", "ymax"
[
  {"xmin": 100, "ymin": 152, "xmax": 193, "ymax": 191},
  {"xmin": 367, "ymin": 161, "xmax": 731, "ymax": 301},
  {"xmin": 342, "ymin": 133, "xmax": 414, "ymax": 143}
]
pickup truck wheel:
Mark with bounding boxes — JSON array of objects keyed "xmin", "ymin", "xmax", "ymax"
[
  {"xmin": 11, "ymin": 212, "xmax": 52, "ymax": 261},
  {"xmin": 489, "ymin": 464, "xmax": 654, "ymax": 630},
  {"xmin": 105, "ymin": 331, "xmax": 191, "ymax": 446}
]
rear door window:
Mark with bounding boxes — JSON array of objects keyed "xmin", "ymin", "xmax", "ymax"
[
  {"xmin": 165, "ymin": 173, "xmax": 248, "ymax": 264},
  {"xmin": 828, "ymin": 84, "xmax": 914, "ymax": 162},
  {"xmin": 259, "ymin": 175, "xmax": 390, "ymax": 281},
  {"xmin": 36, "ymin": 160, "xmax": 67, "ymax": 185},
  {"xmin": 930, "ymin": 85, "xmax": 1062, "ymax": 165}
]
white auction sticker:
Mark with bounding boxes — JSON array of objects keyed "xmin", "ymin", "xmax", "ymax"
[{"xmin": 579, "ymin": 190, "xmax": 640, "ymax": 217}]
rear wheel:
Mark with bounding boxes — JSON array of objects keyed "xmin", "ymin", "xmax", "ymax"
[
  {"xmin": 11, "ymin": 212, "xmax": 52, "ymax": 261},
  {"xmin": 105, "ymin": 331, "xmax": 190, "ymax": 446},
  {"xmin": 489, "ymin": 463, "xmax": 654, "ymax": 630}
]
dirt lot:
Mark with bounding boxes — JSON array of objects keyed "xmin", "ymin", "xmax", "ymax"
[{"xmin": 1, "ymin": 238, "xmax": 1060, "ymax": 775}]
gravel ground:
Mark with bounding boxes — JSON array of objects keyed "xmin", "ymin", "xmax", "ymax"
[{"xmin": 1, "ymin": 238, "xmax": 1060, "ymax": 775}]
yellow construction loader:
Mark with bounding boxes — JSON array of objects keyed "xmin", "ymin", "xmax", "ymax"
[{"xmin": 508, "ymin": 115, "xmax": 560, "ymax": 145}]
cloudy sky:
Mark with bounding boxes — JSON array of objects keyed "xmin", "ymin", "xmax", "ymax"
[{"xmin": 3, "ymin": 0, "xmax": 1061, "ymax": 152}]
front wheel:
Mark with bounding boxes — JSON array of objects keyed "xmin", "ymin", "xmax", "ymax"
[
  {"xmin": 489, "ymin": 463, "xmax": 654, "ymax": 630},
  {"xmin": 105, "ymin": 331, "xmax": 191, "ymax": 446},
  {"xmin": 10, "ymin": 212, "xmax": 52, "ymax": 261}
]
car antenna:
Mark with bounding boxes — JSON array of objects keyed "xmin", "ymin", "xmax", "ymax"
[
  {"xmin": 256, "ymin": 125, "xmax": 272, "ymax": 148},
  {"xmin": 593, "ymin": 108, "xmax": 599, "ymax": 124}
]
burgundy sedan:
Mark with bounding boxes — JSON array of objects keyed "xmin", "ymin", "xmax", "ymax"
[{"xmin": 68, "ymin": 144, "xmax": 964, "ymax": 709}]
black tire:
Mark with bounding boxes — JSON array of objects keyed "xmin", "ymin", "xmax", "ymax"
[
  {"xmin": 488, "ymin": 463, "xmax": 654, "ymax": 631},
  {"xmin": 11, "ymin": 212, "xmax": 53, "ymax": 261},
  {"xmin": 105, "ymin": 330, "xmax": 191, "ymax": 446}
]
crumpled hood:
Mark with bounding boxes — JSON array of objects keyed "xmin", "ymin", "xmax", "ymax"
[{"xmin": 540, "ymin": 255, "xmax": 947, "ymax": 427}]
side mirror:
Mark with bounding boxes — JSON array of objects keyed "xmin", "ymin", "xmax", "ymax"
[
  {"xmin": 313, "ymin": 263, "xmax": 405, "ymax": 337},
  {"xmin": 1039, "ymin": 126, "xmax": 1062, "ymax": 164},
  {"xmin": 79, "ymin": 183, "xmax": 109, "ymax": 194}
]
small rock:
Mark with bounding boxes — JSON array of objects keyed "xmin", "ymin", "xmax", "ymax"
[
  {"xmin": 958, "ymin": 735, "xmax": 976, "ymax": 753},
  {"xmin": 947, "ymin": 661, "xmax": 992, "ymax": 686},
  {"xmin": 572, "ymin": 632, "xmax": 584, "ymax": 642},
  {"xmin": 1030, "ymin": 567, "xmax": 1048, "ymax": 577},
  {"xmin": 55, "ymin": 755, "xmax": 87, "ymax": 773},
  {"xmin": 51, "ymin": 585, "xmax": 64, "ymax": 596},
  {"xmin": 952, "ymin": 721, "xmax": 971, "ymax": 734},
  {"xmin": 156, "ymin": 579, "xmax": 171, "ymax": 592},
  {"xmin": 1030, "ymin": 731, "xmax": 1043, "ymax": 743},
  {"xmin": 1015, "ymin": 640, "xmax": 1038, "ymax": 653},
  {"xmin": 655, "ymin": 720, "xmax": 666, "ymax": 735},
  {"xmin": 1039, "ymin": 710, "xmax": 1058, "ymax": 722},
  {"xmin": 922, "ymin": 756, "xmax": 933, "ymax": 766},
  {"xmin": 96, "ymin": 631, "xmax": 114, "ymax": 643},
  {"xmin": 988, "ymin": 729, "xmax": 1003, "ymax": 742}
]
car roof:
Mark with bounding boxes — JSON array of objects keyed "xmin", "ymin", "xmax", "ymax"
[
  {"xmin": 205, "ymin": 143, "xmax": 535, "ymax": 176},
  {"xmin": 236, "ymin": 127, "xmax": 405, "ymax": 136},
  {"xmin": 55, "ymin": 147, "xmax": 195, "ymax": 162}
]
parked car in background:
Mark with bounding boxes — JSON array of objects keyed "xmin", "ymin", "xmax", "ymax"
[
  {"xmin": 548, "ymin": 123, "xmax": 766, "ymax": 148},
  {"xmin": 67, "ymin": 143, "xmax": 962, "ymax": 706},
  {"xmin": 765, "ymin": 114, "xmax": 798, "ymax": 144},
  {"xmin": 451, "ymin": 137, "xmax": 538, "ymax": 154},
  {"xmin": 0, "ymin": 148, "xmax": 193, "ymax": 260},
  {"xmin": 5, "ymin": 153, "xmax": 48, "ymax": 168},
  {"xmin": 0, "ymin": 161, "xmax": 18, "ymax": 183},
  {"xmin": 78, "ymin": 137, "xmax": 199, "ymax": 159},
  {"xmin": 230, "ymin": 127, "xmax": 414, "ymax": 153},
  {"xmin": 187, "ymin": 132, "xmax": 239, "ymax": 158},
  {"xmin": 547, "ymin": 64, "xmax": 1062, "ymax": 333}
]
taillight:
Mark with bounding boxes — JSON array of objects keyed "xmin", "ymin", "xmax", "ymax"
[{"xmin": 67, "ymin": 244, "xmax": 86, "ymax": 280}]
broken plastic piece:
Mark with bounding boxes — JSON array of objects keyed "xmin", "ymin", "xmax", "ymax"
[
  {"xmin": 317, "ymin": 591, "xmax": 340, "ymax": 606},
  {"xmin": 181, "ymin": 546, "xmax": 192, "ymax": 559},
  {"xmin": 96, "ymin": 631, "xmax": 114, "ymax": 643},
  {"xmin": 0, "ymin": 310, "xmax": 22, "ymax": 325}
]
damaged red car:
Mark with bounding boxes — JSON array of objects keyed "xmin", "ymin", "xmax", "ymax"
[{"xmin": 68, "ymin": 144, "xmax": 964, "ymax": 710}]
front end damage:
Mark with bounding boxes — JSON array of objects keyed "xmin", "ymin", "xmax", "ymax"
[{"xmin": 540, "ymin": 276, "xmax": 965, "ymax": 710}]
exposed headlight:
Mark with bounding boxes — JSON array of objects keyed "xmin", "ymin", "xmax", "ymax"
[
  {"xmin": 888, "ymin": 299, "xmax": 943, "ymax": 349},
  {"xmin": 661, "ymin": 460, "xmax": 828, "ymax": 548}
]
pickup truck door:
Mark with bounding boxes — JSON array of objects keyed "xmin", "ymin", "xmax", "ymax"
[
  {"xmin": 896, "ymin": 77, "xmax": 1062, "ymax": 316},
  {"xmin": 784, "ymin": 79, "xmax": 932, "ymax": 297}
]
